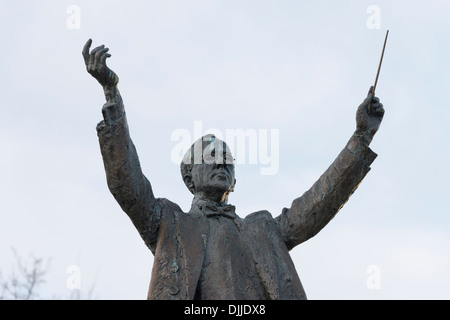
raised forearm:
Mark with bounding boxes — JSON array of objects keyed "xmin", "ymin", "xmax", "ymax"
[
  {"xmin": 101, "ymin": 86, "xmax": 125, "ymax": 126},
  {"xmin": 276, "ymin": 140, "xmax": 376, "ymax": 250},
  {"xmin": 345, "ymin": 130, "xmax": 377, "ymax": 164},
  {"xmin": 97, "ymin": 111, "xmax": 157, "ymax": 238},
  {"xmin": 85, "ymin": 39, "xmax": 160, "ymax": 248},
  {"xmin": 104, "ymin": 84, "xmax": 121, "ymax": 104},
  {"xmin": 275, "ymin": 86, "xmax": 384, "ymax": 250}
]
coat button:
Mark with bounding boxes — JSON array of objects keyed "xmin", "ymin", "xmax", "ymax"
[{"xmin": 168, "ymin": 286, "xmax": 179, "ymax": 295}]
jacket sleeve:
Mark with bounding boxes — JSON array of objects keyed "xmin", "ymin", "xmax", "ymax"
[
  {"xmin": 96, "ymin": 101, "xmax": 160, "ymax": 252},
  {"xmin": 275, "ymin": 134, "xmax": 378, "ymax": 251}
]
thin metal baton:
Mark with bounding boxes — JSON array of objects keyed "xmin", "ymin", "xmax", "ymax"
[{"xmin": 369, "ymin": 30, "xmax": 389, "ymax": 113}]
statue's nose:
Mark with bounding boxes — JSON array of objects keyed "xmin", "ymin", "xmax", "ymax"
[{"xmin": 214, "ymin": 162, "xmax": 225, "ymax": 169}]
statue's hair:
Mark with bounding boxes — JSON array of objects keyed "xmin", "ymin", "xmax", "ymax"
[{"xmin": 180, "ymin": 149, "xmax": 196, "ymax": 194}]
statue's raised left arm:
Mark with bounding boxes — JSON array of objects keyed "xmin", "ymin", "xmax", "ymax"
[
  {"xmin": 276, "ymin": 87, "xmax": 385, "ymax": 250},
  {"xmin": 83, "ymin": 39, "xmax": 159, "ymax": 252}
]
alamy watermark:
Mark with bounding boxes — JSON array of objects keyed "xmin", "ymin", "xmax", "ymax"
[
  {"xmin": 171, "ymin": 121, "xmax": 280, "ymax": 175},
  {"xmin": 66, "ymin": 264, "xmax": 81, "ymax": 290},
  {"xmin": 366, "ymin": 264, "xmax": 381, "ymax": 290},
  {"xmin": 67, "ymin": 5, "xmax": 81, "ymax": 30},
  {"xmin": 367, "ymin": 5, "xmax": 381, "ymax": 30}
]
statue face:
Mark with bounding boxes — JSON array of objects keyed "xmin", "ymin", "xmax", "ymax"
[
  {"xmin": 183, "ymin": 135, "xmax": 235, "ymax": 201},
  {"xmin": 191, "ymin": 147, "xmax": 235, "ymax": 200}
]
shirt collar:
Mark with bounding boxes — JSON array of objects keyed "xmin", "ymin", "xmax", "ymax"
[{"xmin": 191, "ymin": 197, "xmax": 237, "ymax": 219}]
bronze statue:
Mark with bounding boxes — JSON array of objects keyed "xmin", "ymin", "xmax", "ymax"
[{"xmin": 82, "ymin": 39, "xmax": 385, "ymax": 300}]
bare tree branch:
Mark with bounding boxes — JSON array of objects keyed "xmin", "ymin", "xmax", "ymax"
[{"xmin": 0, "ymin": 248, "xmax": 50, "ymax": 300}]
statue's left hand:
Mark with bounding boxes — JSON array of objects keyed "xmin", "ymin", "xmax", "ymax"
[
  {"xmin": 82, "ymin": 39, "xmax": 119, "ymax": 88},
  {"xmin": 356, "ymin": 86, "xmax": 385, "ymax": 142}
]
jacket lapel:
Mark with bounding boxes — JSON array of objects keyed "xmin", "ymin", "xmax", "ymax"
[{"xmin": 174, "ymin": 211, "xmax": 209, "ymax": 300}]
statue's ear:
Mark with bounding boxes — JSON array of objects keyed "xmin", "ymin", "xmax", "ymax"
[{"xmin": 183, "ymin": 174, "xmax": 195, "ymax": 194}]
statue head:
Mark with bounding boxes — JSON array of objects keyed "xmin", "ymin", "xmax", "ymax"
[{"xmin": 180, "ymin": 134, "xmax": 236, "ymax": 204}]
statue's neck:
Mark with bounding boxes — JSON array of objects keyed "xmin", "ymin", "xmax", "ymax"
[{"xmin": 192, "ymin": 194, "xmax": 227, "ymax": 207}]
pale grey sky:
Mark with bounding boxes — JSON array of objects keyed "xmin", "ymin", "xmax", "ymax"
[{"xmin": 1, "ymin": 0, "xmax": 449, "ymax": 299}]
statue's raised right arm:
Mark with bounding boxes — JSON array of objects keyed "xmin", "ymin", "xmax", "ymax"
[
  {"xmin": 276, "ymin": 87, "xmax": 385, "ymax": 250},
  {"xmin": 82, "ymin": 39, "xmax": 160, "ymax": 252}
]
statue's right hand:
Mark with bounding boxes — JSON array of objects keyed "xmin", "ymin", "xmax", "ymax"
[{"xmin": 82, "ymin": 39, "xmax": 119, "ymax": 88}]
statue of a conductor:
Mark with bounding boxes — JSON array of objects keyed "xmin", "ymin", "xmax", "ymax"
[{"xmin": 83, "ymin": 39, "xmax": 384, "ymax": 300}]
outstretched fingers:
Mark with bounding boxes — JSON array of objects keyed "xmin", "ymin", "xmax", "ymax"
[
  {"xmin": 88, "ymin": 45, "xmax": 105, "ymax": 69},
  {"xmin": 93, "ymin": 47, "xmax": 110, "ymax": 70},
  {"xmin": 100, "ymin": 52, "xmax": 112, "ymax": 66},
  {"xmin": 82, "ymin": 39, "xmax": 93, "ymax": 66}
]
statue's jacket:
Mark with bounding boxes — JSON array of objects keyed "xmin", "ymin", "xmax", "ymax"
[{"xmin": 96, "ymin": 102, "xmax": 377, "ymax": 300}]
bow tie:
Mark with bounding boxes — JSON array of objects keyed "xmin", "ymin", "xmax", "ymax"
[{"xmin": 200, "ymin": 202, "xmax": 236, "ymax": 219}]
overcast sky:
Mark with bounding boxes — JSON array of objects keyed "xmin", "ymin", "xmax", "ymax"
[{"xmin": 1, "ymin": 0, "xmax": 449, "ymax": 299}]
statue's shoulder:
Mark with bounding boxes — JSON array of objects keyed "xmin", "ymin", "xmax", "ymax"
[
  {"xmin": 239, "ymin": 210, "xmax": 283, "ymax": 243},
  {"xmin": 155, "ymin": 197, "xmax": 185, "ymax": 215},
  {"xmin": 243, "ymin": 210, "xmax": 274, "ymax": 224}
]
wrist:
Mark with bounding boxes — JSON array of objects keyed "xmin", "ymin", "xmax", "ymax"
[
  {"xmin": 354, "ymin": 129, "xmax": 373, "ymax": 146},
  {"xmin": 101, "ymin": 86, "xmax": 124, "ymax": 125},
  {"xmin": 345, "ymin": 132, "xmax": 370, "ymax": 162},
  {"xmin": 103, "ymin": 85, "xmax": 121, "ymax": 103},
  {"xmin": 345, "ymin": 131, "xmax": 378, "ymax": 166}
]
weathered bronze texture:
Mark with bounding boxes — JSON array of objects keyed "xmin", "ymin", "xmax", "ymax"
[{"xmin": 83, "ymin": 39, "xmax": 385, "ymax": 300}]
